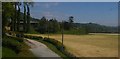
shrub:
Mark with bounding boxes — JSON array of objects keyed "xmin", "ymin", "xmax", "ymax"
[
  {"xmin": 2, "ymin": 36, "xmax": 22, "ymax": 53},
  {"xmin": 2, "ymin": 47, "xmax": 17, "ymax": 57},
  {"xmin": 8, "ymin": 36, "xmax": 24, "ymax": 42},
  {"xmin": 24, "ymin": 35, "xmax": 43, "ymax": 40},
  {"xmin": 43, "ymin": 37, "xmax": 65, "ymax": 51},
  {"xmin": 43, "ymin": 37, "xmax": 77, "ymax": 58}
]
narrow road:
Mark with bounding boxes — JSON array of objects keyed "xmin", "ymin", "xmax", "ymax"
[{"xmin": 25, "ymin": 38, "xmax": 61, "ymax": 57}]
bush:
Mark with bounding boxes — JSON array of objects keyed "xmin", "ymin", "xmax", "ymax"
[
  {"xmin": 63, "ymin": 50, "xmax": 78, "ymax": 58},
  {"xmin": 24, "ymin": 35, "xmax": 43, "ymax": 40},
  {"xmin": 8, "ymin": 36, "xmax": 24, "ymax": 42},
  {"xmin": 43, "ymin": 37, "xmax": 65, "ymax": 51},
  {"xmin": 43, "ymin": 37, "xmax": 77, "ymax": 58},
  {"xmin": 2, "ymin": 47, "xmax": 17, "ymax": 57},
  {"xmin": 2, "ymin": 36, "xmax": 22, "ymax": 53}
]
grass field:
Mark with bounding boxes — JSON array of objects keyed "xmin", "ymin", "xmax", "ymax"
[{"xmin": 26, "ymin": 33, "xmax": 118, "ymax": 57}]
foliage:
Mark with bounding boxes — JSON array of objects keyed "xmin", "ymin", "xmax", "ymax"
[
  {"xmin": 35, "ymin": 16, "xmax": 118, "ymax": 34},
  {"xmin": 2, "ymin": 2, "xmax": 34, "ymax": 33},
  {"xmin": 37, "ymin": 16, "xmax": 47, "ymax": 34},
  {"xmin": 62, "ymin": 21, "xmax": 71, "ymax": 30},
  {"xmin": 36, "ymin": 39, "xmax": 67, "ymax": 58},
  {"xmin": 48, "ymin": 19, "xmax": 60, "ymax": 33},
  {"xmin": 27, "ymin": 26, "xmax": 39, "ymax": 34},
  {"xmin": 43, "ymin": 37, "xmax": 65, "ymax": 50},
  {"xmin": 63, "ymin": 28, "xmax": 88, "ymax": 35},
  {"xmin": 33, "ymin": 16, "xmax": 90, "ymax": 35},
  {"xmin": 2, "ymin": 36, "xmax": 22, "ymax": 53},
  {"xmin": 24, "ymin": 35, "xmax": 43, "ymax": 40},
  {"xmin": 2, "ymin": 2, "xmax": 14, "ymax": 35}
]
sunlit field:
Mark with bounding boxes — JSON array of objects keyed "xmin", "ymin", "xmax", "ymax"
[{"xmin": 26, "ymin": 33, "xmax": 118, "ymax": 57}]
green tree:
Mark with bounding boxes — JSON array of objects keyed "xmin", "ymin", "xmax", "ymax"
[
  {"xmin": 63, "ymin": 21, "xmax": 70, "ymax": 30},
  {"xmin": 16, "ymin": 2, "xmax": 21, "ymax": 32},
  {"xmin": 26, "ymin": 2, "xmax": 34, "ymax": 32},
  {"xmin": 2, "ymin": 3, "xmax": 14, "ymax": 32},
  {"xmin": 68, "ymin": 16, "xmax": 74, "ymax": 28},
  {"xmin": 13, "ymin": 2, "xmax": 17, "ymax": 31},
  {"xmin": 69, "ymin": 16, "xmax": 74, "ymax": 23},
  {"xmin": 23, "ymin": 2, "xmax": 34, "ymax": 33},
  {"xmin": 38, "ymin": 16, "xmax": 47, "ymax": 33},
  {"xmin": 23, "ymin": 3, "xmax": 27, "ymax": 32},
  {"xmin": 48, "ymin": 18, "xmax": 60, "ymax": 33}
]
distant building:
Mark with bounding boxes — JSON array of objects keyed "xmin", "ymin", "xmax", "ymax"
[
  {"xmin": 19, "ymin": 19, "xmax": 39, "ymax": 31},
  {"xmin": 8, "ymin": 19, "xmax": 39, "ymax": 32}
]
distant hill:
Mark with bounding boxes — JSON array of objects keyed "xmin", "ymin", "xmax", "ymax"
[{"xmin": 74, "ymin": 23, "xmax": 118, "ymax": 33}]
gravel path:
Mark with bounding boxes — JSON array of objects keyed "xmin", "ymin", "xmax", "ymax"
[{"xmin": 25, "ymin": 38, "xmax": 61, "ymax": 58}]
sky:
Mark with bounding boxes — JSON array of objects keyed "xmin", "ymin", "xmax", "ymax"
[{"xmin": 21, "ymin": 2, "xmax": 118, "ymax": 26}]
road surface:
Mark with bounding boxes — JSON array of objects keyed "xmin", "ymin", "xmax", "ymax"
[{"xmin": 25, "ymin": 38, "xmax": 61, "ymax": 58}]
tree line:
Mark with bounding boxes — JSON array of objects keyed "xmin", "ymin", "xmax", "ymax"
[
  {"xmin": 35, "ymin": 16, "xmax": 74, "ymax": 34},
  {"xmin": 32, "ymin": 16, "xmax": 89, "ymax": 34},
  {"xmin": 33, "ymin": 16, "xmax": 118, "ymax": 34},
  {"xmin": 2, "ymin": 2, "xmax": 33, "ymax": 35}
]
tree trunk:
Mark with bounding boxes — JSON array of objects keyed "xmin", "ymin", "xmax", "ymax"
[
  {"xmin": 17, "ymin": 5, "xmax": 20, "ymax": 32},
  {"xmin": 27, "ymin": 4, "xmax": 30, "ymax": 32},
  {"xmin": 23, "ymin": 5, "xmax": 26, "ymax": 32},
  {"xmin": 14, "ymin": 3, "xmax": 17, "ymax": 31}
]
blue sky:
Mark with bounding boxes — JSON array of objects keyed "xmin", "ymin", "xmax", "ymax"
[{"xmin": 21, "ymin": 2, "xmax": 118, "ymax": 26}]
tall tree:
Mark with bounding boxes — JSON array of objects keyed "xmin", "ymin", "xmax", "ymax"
[
  {"xmin": 69, "ymin": 16, "xmax": 74, "ymax": 23},
  {"xmin": 2, "ymin": 3, "xmax": 14, "ymax": 31},
  {"xmin": 26, "ymin": 3, "xmax": 30, "ymax": 32},
  {"xmin": 23, "ymin": 2, "xmax": 27, "ymax": 32},
  {"xmin": 68, "ymin": 16, "xmax": 74, "ymax": 28},
  {"xmin": 16, "ymin": 2, "xmax": 21, "ymax": 32},
  {"xmin": 23, "ymin": 2, "xmax": 34, "ymax": 32},
  {"xmin": 63, "ymin": 21, "xmax": 70, "ymax": 30},
  {"xmin": 49, "ymin": 18, "xmax": 60, "ymax": 33},
  {"xmin": 38, "ymin": 16, "xmax": 47, "ymax": 33},
  {"xmin": 13, "ymin": 2, "xmax": 17, "ymax": 31}
]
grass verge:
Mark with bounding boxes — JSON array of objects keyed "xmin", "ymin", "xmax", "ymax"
[
  {"xmin": 2, "ymin": 47, "xmax": 17, "ymax": 57},
  {"xmin": 2, "ymin": 35, "xmax": 36, "ymax": 58},
  {"xmin": 37, "ymin": 39, "xmax": 67, "ymax": 57}
]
